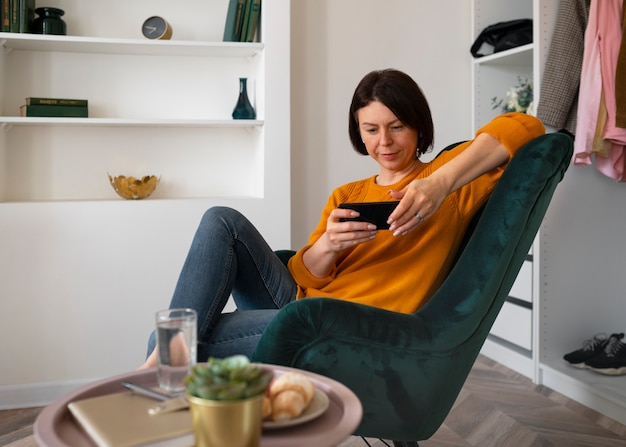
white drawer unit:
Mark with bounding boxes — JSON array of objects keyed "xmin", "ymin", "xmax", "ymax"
[
  {"xmin": 509, "ymin": 260, "xmax": 533, "ymax": 303},
  {"xmin": 490, "ymin": 301, "xmax": 533, "ymax": 351}
]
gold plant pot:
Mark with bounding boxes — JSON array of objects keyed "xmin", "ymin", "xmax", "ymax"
[{"xmin": 187, "ymin": 393, "xmax": 263, "ymax": 447}]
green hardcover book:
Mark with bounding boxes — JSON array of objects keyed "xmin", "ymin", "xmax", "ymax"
[
  {"xmin": 25, "ymin": 97, "xmax": 89, "ymax": 107},
  {"xmin": 20, "ymin": 104, "xmax": 89, "ymax": 118},
  {"xmin": 10, "ymin": 0, "xmax": 18, "ymax": 33},
  {"xmin": 239, "ymin": 0, "xmax": 252, "ymax": 42},
  {"xmin": 1, "ymin": 0, "xmax": 9, "ymax": 32},
  {"xmin": 243, "ymin": 0, "xmax": 261, "ymax": 42},
  {"xmin": 18, "ymin": 0, "xmax": 34, "ymax": 33},
  {"xmin": 223, "ymin": 0, "xmax": 246, "ymax": 42}
]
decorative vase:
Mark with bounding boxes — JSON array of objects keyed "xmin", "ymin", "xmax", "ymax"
[
  {"xmin": 232, "ymin": 77, "xmax": 256, "ymax": 120},
  {"xmin": 32, "ymin": 7, "xmax": 67, "ymax": 35},
  {"xmin": 187, "ymin": 393, "xmax": 263, "ymax": 447}
]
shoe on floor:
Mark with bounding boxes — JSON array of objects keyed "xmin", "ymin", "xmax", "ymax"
[
  {"xmin": 584, "ymin": 333, "xmax": 626, "ymax": 376},
  {"xmin": 563, "ymin": 333, "xmax": 611, "ymax": 368}
]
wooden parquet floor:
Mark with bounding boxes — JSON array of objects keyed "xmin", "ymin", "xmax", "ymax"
[{"xmin": 2, "ymin": 355, "xmax": 625, "ymax": 447}]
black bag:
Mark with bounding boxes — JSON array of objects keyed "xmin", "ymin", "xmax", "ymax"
[{"xmin": 470, "ymin": 19, "xmax": 533, "ymax": 58}]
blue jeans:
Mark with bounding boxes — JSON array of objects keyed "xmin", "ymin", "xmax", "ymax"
[{"xmin": 147, "ymin": 207, "xmax": 298, "ymax": 361}]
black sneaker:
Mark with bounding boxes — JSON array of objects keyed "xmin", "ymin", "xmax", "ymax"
[
  {"xmin": 585, "ymin": 333, "xmax": 626, "ymax": 376},
  {"xmin": 563, "ymin": 333, "xmax": 611, "ymax": 368}
]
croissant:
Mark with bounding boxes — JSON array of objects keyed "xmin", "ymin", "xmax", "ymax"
[
  {"xmin": 271, "ymin": 389, "xmax": 307, "ymax": 421},
  {"xmin": 266, "ymin": 372, "xmax": 316, "ymax": 421}
]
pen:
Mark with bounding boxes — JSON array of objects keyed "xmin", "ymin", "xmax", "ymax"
[{"xmin": 121, "ymin": 381, "xmax": 171, "ymax": 402}]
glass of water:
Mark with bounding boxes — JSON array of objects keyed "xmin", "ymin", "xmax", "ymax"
[{"xmin": 155, "ymin": 308, "xmax": 197, "ymax": 394}]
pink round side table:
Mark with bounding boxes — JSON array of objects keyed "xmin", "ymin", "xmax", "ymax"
[{"xmin": 34, "ymin": 364, "xmax": 363, "ymax": 447}]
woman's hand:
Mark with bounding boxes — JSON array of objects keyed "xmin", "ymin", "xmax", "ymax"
[
  {"xmin": 386, "ymin": 133, "xmax": 510, "ymax": 236},
  {"xmin": 387, "ymin": 175, "xmax": 448, "ymax": 236},
  {"xmin": 302, "ymin": 208, "xmax": 377, "ymax": 278},
  {"xmin": 323, "ymin": 208, "xmax": 378, "ymax": 251}
]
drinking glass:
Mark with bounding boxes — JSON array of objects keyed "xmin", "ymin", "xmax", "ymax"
[{"xmin": 155, "ymin": 308, "xmax": 197, "ymax": 394}]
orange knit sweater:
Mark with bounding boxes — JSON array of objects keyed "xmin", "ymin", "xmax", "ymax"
[{"xmin": 288, "ymin": 113, "xmax": 545, "ymax": 314}]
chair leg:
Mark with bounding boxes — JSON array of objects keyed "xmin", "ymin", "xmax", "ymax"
[{"xmin": 392, "ymin": 441, "xmax": 419, "ymax": 447}]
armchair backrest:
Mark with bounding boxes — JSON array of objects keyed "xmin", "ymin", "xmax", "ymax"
[
  {"xmin": 420, "ymin": 132, "xmax": 572, "ymax": 343},
  {"xmin": 405, "ymin": 131, "xmax": 573, "ymax": 437}
]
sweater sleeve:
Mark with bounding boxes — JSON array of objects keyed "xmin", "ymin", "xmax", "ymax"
[
  {"xmin": 287, "ymin": 193, "xmax": 339, "ymax": 293},
  {"xmin": 475, "ymin": 112, "xmax": 545, "ymax": 158},
  {"xmin": 436, "ymin": 112, "xmax": 545, "ymax": 218}
]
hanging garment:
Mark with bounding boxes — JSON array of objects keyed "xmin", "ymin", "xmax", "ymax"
[
  {"xmin": 592, "ymin": 88, "xmax": 611, "ymax": 157},
  {"xmin": 536, "ymin": 0, "xmax": 590, "ymax": 135},
  {"xmin": 595, "ymin": 143, "xmax": 626, "ymax": 180},
  {"xmin": 573, "ymin": 0, "xmax": 603, "ymax": 167},
  {"xmin": 599, "ymin": 0, "xmax": 626, "ymax": 145},
  {"xmin": 613, "ymin": 3, "xmax": 626, "ymax": 128},
  {"xmin": 574, "ymin": 0, "xmax": 626, "ymax": 181}
]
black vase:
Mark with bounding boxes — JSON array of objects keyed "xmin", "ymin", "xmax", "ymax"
[
  {"xmin": 33, "ymin": 7, "xmax": 67, "ymax": 35},
  {"xmin": 232, "ymin": 78, "xmax": 256, "ymax": 120}
]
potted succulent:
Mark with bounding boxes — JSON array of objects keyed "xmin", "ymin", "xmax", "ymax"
[{"xmin": 185, "ymin": 355, "xmax": 273, "ymax": 447}]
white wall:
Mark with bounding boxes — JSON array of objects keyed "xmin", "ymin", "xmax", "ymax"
[
  {"xmin": 0, "ymin": 0, "xmax": 472, "ymax": 408},
  {"xmin": 290, "ymin": 0, "xmax": 472, "ymax": 247},
  {"xmin": 0, "ymin": 0, "xmax": 292, "ymax": 408}
]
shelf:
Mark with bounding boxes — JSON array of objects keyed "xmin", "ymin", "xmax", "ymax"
[
  {"xmin": 540, "ymin": 358, "xmax": 626, "ymax": 425},
  {"xmin": 0, "ymin": 195, "xmax": 261, "ymax": 204},
  {"xmin": 472, "ymin": 43, "xmax": 533, "ymax": 66},
  {"xmin": 0, "ymin": 33, "xmax": 263, "ymax": 57},
  {"xmin": 0, "ymin": 117, "xmax": 263, "ymax": 128}
]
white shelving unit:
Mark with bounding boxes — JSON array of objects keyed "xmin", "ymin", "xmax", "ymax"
[
  {"xmin": 473, "ymin": 0, "xmax": 626, "ymax": 427},
  {"xmin": 471, "ymin": 0, "xmax": 538, "ymax": 379},
  {"xmin": 0, "ymin": 0, "xmax": 290, "ymax": 408},
  {"xmin": 0, "ymin": 31, "xmax": 271, "ymax": 202},
  {"xmin": 539, "ymin": 144, "xmax": 626, "ymax": 425}
]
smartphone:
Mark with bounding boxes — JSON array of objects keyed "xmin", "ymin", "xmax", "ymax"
[{"xmin": 338, "ymin": 201, "xmax": 399, "ymax": 229}]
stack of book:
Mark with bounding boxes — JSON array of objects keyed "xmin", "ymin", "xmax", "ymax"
[
  {"xmin": 223, "ymin": 0, "xmax": 261, "ymax": 43},
  {"xmin": 20, "ymin": 97, "xmax": 89, "ymax": 118},
  {"xmin": 1, "ymin": 0, "xmax": 35, "ymax": 33}
]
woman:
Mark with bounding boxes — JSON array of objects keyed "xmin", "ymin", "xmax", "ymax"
[{"xmin": 140, "ymin": 69, "xmax": 544, "ymax": 367}]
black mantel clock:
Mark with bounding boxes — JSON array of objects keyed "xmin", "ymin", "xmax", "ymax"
[{"xmin": 141, "ymin": 16, "xmax": 172, "ymax": 40}]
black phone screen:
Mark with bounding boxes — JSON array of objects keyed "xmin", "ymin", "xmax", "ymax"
[{"xmin": 338, "ymin": 201, "xmax": 399, "ymax": 229}]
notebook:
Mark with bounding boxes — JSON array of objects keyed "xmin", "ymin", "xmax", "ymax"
[{"xmin": 68, "ymin": 392, "xmax": 194, "ymax": 447}]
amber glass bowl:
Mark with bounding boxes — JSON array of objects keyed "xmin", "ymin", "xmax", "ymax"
[{"xmin": 108, "ymin": 174, "xmax": 159, "ymax": 200}]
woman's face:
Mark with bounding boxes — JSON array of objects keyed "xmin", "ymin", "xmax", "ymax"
[{"xmin": 357, "ymin": 101, "xmax": 419, "ymax": 177}]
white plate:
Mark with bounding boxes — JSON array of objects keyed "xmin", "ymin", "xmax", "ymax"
[{"xmin": 262, "ymin": 388, "xmax": 330, "ymax": 430}]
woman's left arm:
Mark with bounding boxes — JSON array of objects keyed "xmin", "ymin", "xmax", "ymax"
[{"xmin": 388, "ymin": 113, "xmax": 544, "ymax": 235}]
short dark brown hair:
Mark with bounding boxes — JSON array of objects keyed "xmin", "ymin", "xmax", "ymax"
[{"xmin": 348, "ymin": 69, "xmax": 434, "ymax": 156}]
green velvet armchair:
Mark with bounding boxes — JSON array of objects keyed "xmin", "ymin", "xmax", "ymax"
[{"xmin": 251, "ymin": 133, "xmax": 573, "ymax": 446}]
